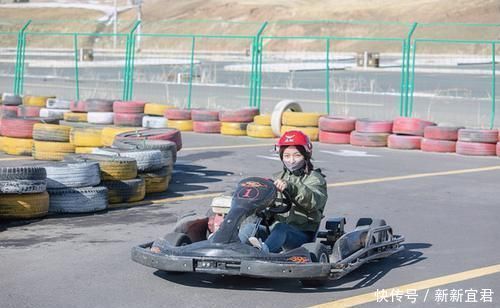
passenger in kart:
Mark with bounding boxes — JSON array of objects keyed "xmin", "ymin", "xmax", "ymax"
[{"xmin": 239, "ymin": 130, "xmax": 328, "ymax": 253}]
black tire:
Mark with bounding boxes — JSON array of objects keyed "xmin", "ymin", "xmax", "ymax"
[{"xmin": 300, "ymin": 243, "xmax": 329, "ymax": 287}]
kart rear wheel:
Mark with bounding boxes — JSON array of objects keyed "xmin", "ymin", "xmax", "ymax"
[{"xmin": 300, "ymin": 243, "xmax": 329, "ymax": 288}]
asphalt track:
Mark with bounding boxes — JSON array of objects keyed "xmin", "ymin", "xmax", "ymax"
[{"xmin": 0, "ymin": 132, "xmax": 499, "ymax": 308}]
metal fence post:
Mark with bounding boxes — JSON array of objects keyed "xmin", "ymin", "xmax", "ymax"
[
  {"xmin": 408, "ymin": 40, "xmax": 417, "ymax": 116},
  {"xmin": 491, "ymin": 42, "xmax": 496, "ymax": 129},
  {"xmin": 399, "ymin": 40, "xmax": 407, "ymax": 116},
  {"xmin": 73, "ymin": 33, "xmax": 80, "ymax": 101},
  {"xmin": 254, "ymin": 22, "xmax": 268, "ymax": 110},
  {"xmin": 325, "ymin": 38, "xmax": 331, "ymax": 115},
  {"xmin": 123, "ymin": 21, "xmax": 140, "ymax": 101},
  {"xmin": 14, "ymin": 20, "xmax": 31, "ymax": 95},
  {"xmin": 404, "ymin": 22, "xmax": 418, "ymax": 117},
  {"xmin": 187, "ymin": 36, "xmax": 196, "ymax": 110}
]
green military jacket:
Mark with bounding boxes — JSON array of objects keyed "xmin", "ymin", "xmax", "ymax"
[{"xmin": 272, "ymin": 168, "xmax": 328, "ymax": 232}]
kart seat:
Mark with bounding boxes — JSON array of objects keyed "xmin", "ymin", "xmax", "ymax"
[{"xmin": 330, "ymin": 226, "xmax": 369, "ymax": 262}]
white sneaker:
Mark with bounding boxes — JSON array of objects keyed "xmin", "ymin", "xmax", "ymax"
[{"xmin": 248, "ymin": 236, "xmax": 262, "ymax": 250}]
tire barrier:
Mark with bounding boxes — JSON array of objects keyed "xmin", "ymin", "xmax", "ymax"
[
  {"xmin": 456, "ymin": 141, "xmax": 497, "ymax": 156},
  {"xmin": 318, "ymin": 130, "xmax": 351, "ymax": 144},
  {"xmin": 497, "ymin": 142, "xmax": 500, "ymax": 157},
  {"xmin": 193, "ymin": 121, "xmax": 221, "ymax": 133},
  {"xmin": 0, "ymin": 166, "xmax": 47, "ymax": 194},
  {"xmin": 2, "ymin": 94, "xmax": 22, "ymax": 106},
  {"xmin": 142, "ymin": 115, "xmax": 168, "ymax": 128},
  {"xmin": 58, "ymin": 120, "xmax": 105, "ymax": 129},
  {"xmin": 282, "ymin": 112, "xmax": 322, "ymax": 127},
  {"xmin": 191, "ymin": 109, "xmax": 219, "ymax": 122},
  {"xmin": 1, "ymin": 137, "xmax": 33, "ymax": 156},
  {"xmin": 246, "ymin": 123, "xmax": 274, "ymax": 138},
  {"xmin": 144, "ymin": 103, "xmax": 174, "ymax": 116},
  {"xmin": 87, "ymin": 112, "xmax": 114, "ymax": 125},
  {"xmin": 85, "ymin": 98, "xmax": 115, "ymax": 112},
  {"xmin": 42, "ymin": 161, "xmax": 100, "ymax": 189},
  {"xmin": 70, "ymin": 128, "xmax": 103, "ymax": 147},
  {"xmin": 46, "ymin": 98, "xmax": 72, "ymax": 109},
  {"xmin": 64, "ymin": 154, "xmax": 138, "ymax": 180},
  {"xmin": 70, "ymin": 100, "xmax": 87, "ymax": 112},
  {"xmin": 1, "ymin": 117, "xmax": 41, "ymax": 138},
  {"xmin": 63, "ymin": 112, "xmax": 88, "ymax": 122},
  {"xmin": 350, "ymin": 131, "xmax": 390, "ymax": 147},
  {"xmin": 392, "ymin": 117, "xmax": 436, "ymax": 136},
  {"xmin": 1, "ymin": 105, "xmax": 19, "ymax": 118},
  {"xmin": 0, "ymin": 192, "xmax": 49, "ymax": 219},
  {"xmin": 25, "ymin": 96, "xmax": 52, "ymax": 107},
  {"xmin": 168, "ymin": 119, "xmax": 193, "ymax": 131},
  {"xmin": 421, "ymin": 138, "xmax": 457, "ymax": 153},
  {"xmin": 101, "ymin": 127, "xmax": 144, "ymax": 147},
  {"xmin": 271, "ymin": 100, "xmax": 302, "ymax": 137},
  {"xmin": 113, "ymin": 101, "xmax": 146, "ymax": 113},
  {"xmin": 388, "ymin": 134, "xmax": 422, "ymax": 150},
  {"xmin": 355, "ymin": 119, "xmax": 393, "ymax": 133},
  {"xmin": 318, "ymin": 116, "xmax": 356, "ymax": 133},
  {"xmin": 39, "ymin": 108, "xmax": 69, "ymax": 120},
  {"xmin": 165, "ymin": 108, "xmax": 191, "ymax": 120},
  {"xmin": 112, "ymin": 138, "xmax": 178, "ymax": 163},
  {"xmin": 221, "ymin": 122, "xmax": 248, "ymax": 136},
  {"xmin": 32, "ymin": 141, "xmax": 75, "ymax": 161},
  {"xmin": 92, "ymin": 148, "xmax": 170, "ymax": 172},
  {"xmin": 114, "ymin": 112, "xmax": 144, "ymax": 127},
  {"xmin": 114, "ymin": 128, "xmax": 182, "ymax": 151},
  {"xmin": 254, "ymin": 114, "xmax": 271, "ymax": 126},
  {"xmin": 47, "ymin": 186, "xmax": 108, "ymax": 213},
  {"xmin": 75, "ymin": 147, "xmax": 99, "ymax": 154},
  {"xmin": 102, "ymin": 178, "xmax": 146, "ymax": 204},
  {"xmin": 424, "ymin": 126, "xmax": 463, "ymax": 141},
  {"xmin": 280, "ymin": 125, "xmax": 319, "ymax": 141},
  {"xmin": 17, "ymin": 106, "xmax": 41, "ymax": 117},
  {"xmin": 138, "ymin": 167, "xmax": 171, "ymax": 194},
  {"xmin": 458, "ymin": 128, "xmax": 498, "ymax": 144},
  {"xmin": 219, "ymin": 108, "xmax": 259, "ymax": 123},
  {"xmin": 33, "ymin": 123, "xmax": 71, "ymax": 142}
]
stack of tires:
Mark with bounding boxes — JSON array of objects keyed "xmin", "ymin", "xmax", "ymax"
[
  {"xmin": 219, "ymin": 108, "xmax": 259, "ymax": 136},
  {"xmin": 1, "ymin": 94, "xmax": 22, "ymax": 119},
  {"xmin": 279, "ymin": 111, "xmax": 322, "ymax": 141},
  {"xmin": 86, "ymin": 98, "xmax": 115, "ymax": 126},
  {"xmin": 143, "ymin": 103, "xmax": 173, "ymax": 128},
  {"xmin": 388, "ymin": 117, "xmax": 436, "ymax": 150},
  {"xmin": 113, "ymin": 101, "xmax": 146, "ymax": 127},
  {"xmin": 318, "ymin": 116, "xmax": 356, "ymax": 144},
  {"xmin": 43, "ymin": 161, "xmax": 107, "ymax": 214},
  {"xmin": 246, "ymin": 114, "xmax": 274, "ymax": 138},
  {"xmin": 32, "ymin": 123, "xmax": 75, "ymax": 160},
  {"xmin": 70, "ymin": 127, "xmax": 104, "ymax": 154},
  {"xmin": 101, "ymin": 127, "xmax": 144, "ymax": 147},
  {"xmin": 0, "ymin": 166, "xmax": 49, "ymax": 219},
  {"xmin": 41, "ymin": 98, "xmax": 71, "ymax": 120},
  {"xmin": 421, "ymin": 126, "xmax": 463, "ymax": 153},
  {"xmin": 18, "ymin": 95, "xmax": 49, "ymax": 118},
  {"xmin": 64, "ymin": 100, "xmax": 89, "ymax": 124},
  {"xmin": 1, "ymin": 117, "xmax": 45, "ymax": 156},
  {"xmin": 165, "ymin": 108, "xmax": 193, "ymax": 131},
  {"xmin": 456, "ymin": 128, "xmax": 498, "ymax": 156},
  {"xmin": 192, "ymin": 109, "xmax": 220, "ymax": 134},
  {"xmin": 350, "ymin": 119, "xmax": 393, "ymax": 147}
]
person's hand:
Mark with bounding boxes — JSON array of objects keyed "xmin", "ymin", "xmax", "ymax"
[{"xmin": 274, "ymin": 179, "xmax": 287, "ymax": 192}]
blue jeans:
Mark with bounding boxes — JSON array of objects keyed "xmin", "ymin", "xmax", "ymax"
[{"xmin": 239, "ymin": 222, "xmax": 312, "ymax": 253}]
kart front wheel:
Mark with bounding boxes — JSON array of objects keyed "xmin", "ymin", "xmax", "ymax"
[{"xmin": 300, "ymin": 244, "xmax": 329, "ymax": 287}]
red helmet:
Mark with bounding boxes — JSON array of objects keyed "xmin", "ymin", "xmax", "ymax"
[{"xmin": 276, "ymin": 130, "xmax": 312, "ymax": 153}]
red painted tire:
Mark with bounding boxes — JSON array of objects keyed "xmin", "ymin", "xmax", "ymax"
[
  {"xmin": 165, "ymin": 108, "xmax": 191, "ymax": 120},
  {"xmin": 458, "ymin": 128, "xmax": 498, "ymax": 144},
  {"xmin": 17, "ymin": 106, "xmax": 41, "ymax": 117},
  {"xmin": 191, "ymin": 109, "xmax": 219, "ymax": 122},
  {"xmin": 219, "ymin": 108, "xmax": 259, "ymax": 123},
  {"xmin": 318, "ymin": 116, "xmax": 356, "ymax": 133},
  {"xmin": 392, "ymin": 117, "xmax": 436, "ymax": 136},
  {"xmin": 1, "ymin": 105, "xmax": 19, "ymax": 118},
  {"xmin": 497, "ymin": 142, "xmax": 500, "ymax": 156},
  {"xmin": 115, "ymin": 128, "xmax": 182, "ymax": 151},
  {"xmin": 319, "ymin": 130, "xmax": 350, "ymax": 144},
  {"xmin": 0, "ymin": 118, "xmax": 41, "ymax": 138},
  {"xmin": 70, "ymin": 100, "xmax": 87, "ymax": 112},
  {"xmin": 388, "ymin": 134, "xmax": 422, "ymax": 150},
  {"xmin": 456, "ymin": 141, "xmax": 497, "ymax": 156},
  {"xmin": 113, "ymin": 101, "xmax": 146, "ymax": 114},
  {"xmin": 421, "ymin": 138, "xmax": 456, "ymax": 153},
  {"xmin": 193, "ymin": 121, "xmax": 221, "ymax": 133},
  {"xmin": 355, "ymin": 119, "xmax": 393, "ymax": 133},
  {"xmin": 114, "ymin": 113, "xmax": 144, "ymax": 127},
  {"xmin": 424, "ymin": 126, "xmax": 463, "ymax": 141},
  {"xmin": 85, "ymin": 98, "xmax": 115, "ymax": 112},
  {"xmin": 350, "ymin": 131, "xmax": 389, "ymax": 147}
]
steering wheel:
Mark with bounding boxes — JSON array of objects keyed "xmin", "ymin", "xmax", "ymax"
[{"xmin": 267, "ymin": 189, "xmax": 293, "ymax": 214}]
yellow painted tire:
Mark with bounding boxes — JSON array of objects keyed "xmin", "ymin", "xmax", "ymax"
[
  {"xmin": 75, "ymin": 147, "xmax": 99, "ymax": 154},
  {"xmin": 138, "ymin": 173, "xmax": 171, "ymax": 194},
  {"xmin": 64, "ymin": 112, "xmax": 88, "ymax": 122},
  {"xmin": 0, "ymin": 192, "xmax": 49, "ymax": 219},
  {"xmin": 254, "ymin": 114, "xmax": 271, "ymax": 126},
  {"xmin": 33, "ymin": 141, "xmax": 75, "ymax": 161},
  {"xmin": 65, "ymin": 154, "xmax": 138, "ymax": 181},
  {"xmin": 103, "ymin": 178, "xmax": 146, "ymax": 205},
  {"xmin": 168, "ymin": 120, "xmax": 193, "ymax": 131},
  {"xmin": 70, "ymin": 128, "xmax": 103, "ymax": 147},
  {"xmin": 2, "ymin": 137, "xmax": 33, "ymax": 156},
  {"xmin": 246, "ymin": 123, "xmax": 275, "ymax": 138},
  {"xmin": 101, "ymin": 127, "xmax": 144, "ymax": 147},
  {"xmin": 221, "ymin": 122, "xmax": 248, "ymax": 136},
  {"xmin": 280, "ymin": 125, "xmax": 319, "ymax": 141},
  {"xmin": 0, "ymin": 136, "xmax": 4, "ymax": 152},
  {"xmin": 282, "ymin": 112, "xmax": 322, "ymax": 127},
  {"xmin": 25, "ymin": 96, "xmax": 53, "ymax": 107},
  {"xmin": 33, "ymin": 123, "xmax": 71, "ymax": 142},
  {"xmin": 144, "ymin": 103, "xmax": 174, "ymax": 116}
]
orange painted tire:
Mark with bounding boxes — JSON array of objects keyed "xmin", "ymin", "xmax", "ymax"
[
  {"xmin": 456, "ymin": 141, "xmax": 496, "ymax": 156},
  {"xmin": 355, "ymin": 119, "xmax": 393, "ymax": 133},
  {"xmin": 193, "ymin": 121, "xmax": 221, "ymax": 133},
  {"xmin": 191, "ymin": 109, "xmax": 219, "ymax": 122},
  {"xmin": 70, "ymin": 100, "xmax": 87, "ymax": 112},
  {"xmin": 318, "ymin": 116, "xmax": 356, "ymax": 133},
  {"xmin": 319, "ymin": 130, "xmax": 350, "ymax": 144},
  {"xmin": 388, "ymin": 134, "xmax": 422, "ymax": 150},
  {"xmin": 114, "ymin": 112, "xmax": 144, "ymax": 127},
  {"xmin": 392, "ymin": 117, "xmax": 436, "ymax": 136},
  {"xmin": 0, "ymin": 118, "xmax": 40, "ymax": 138},
  {"xmin": 113, "ymin": 101, "xmax": 146, "ymax": 113},
  {"xmin": 458, "ymin": 128, "xmax": 498, "ymax": 144},
  {"xmin": 17, "ymin": 106, "xmax": 41, "ymax": 117},
  {"xmin": 424, "ymin": 126, "xmax": 463, "ymax": 141},
  {"xmin": 165, "ymin": 108, "xmax": 191, "ymax": 120},
  {"xmin": 219, "ymin": 108, "xmax": 259, "ymax": 123},
  {"xmin": 421, "ymin": 138, "xmax": 456, "ymax": 153},
  {"xmin": 350, "ymin": 131, "xmax": 389, "ymax": 147}
]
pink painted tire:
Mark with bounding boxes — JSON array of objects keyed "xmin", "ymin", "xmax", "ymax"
[
  {"xmin": 17, "ymin": 106, "xmax": 41, "ymax": 117},
  {"xmin": 319, "ymin": 130, "xmax": 350, "ymax": 144},
  {"xmin": 458, "ymin": 128, "xmax": 498, "ymax": 144},
  {"xmin": 113, "ymin": 101, "xmax": 146, "ymax": 114},
  {"xmin": 318, "ymin": 116, "xmax": 356, "ymax": 133},
  {"xmin": 421, "ymin": 138, "xmax": 456, "ymax": 153},
  {"xmin": 193, "ymin": 121, "xmax": 221, "ymax": 133},
  {"xmin": 497, "ymin": 142, "xmax": 500, "ymax": 156},
  {"xmin": 1, "ymin": 105, "xmax": 19, "ymax": 118},
  {"xmin": 114, "ymin": 113, "xmax": 144, "ymax": 127},
  {"xmin": 191, "ymin": 109, "xmax": 219, "ymax": 122},
  {"xmin": 115, "ymin": 128, "xmax": 182, "ymax": 151},
  {"xmin": 70, "ymin": 100, "xmax": 87, "ymax": 112},
  {"xmin": 392, "ymin": 117, "xmax": 436, "ymax": 136},
  {"xmin": 355, "ymin": 119, "xmax": 393, "ymax": 133},
  {"xmin": 388, "ymin": 134, "xmax": 422, "ymax": 150},
  {"xmin": 456, "ymin": 141, "xmax": 497, "ymax": 156},
  {"xmin": 350, "ymin": 131, "xmax": 389, "ymax": 147},
  {"xmin": 424, "ymin": 126, "xmax": 463, "ymax": 141},
  {"xmin": 85, "ymin": 98, "xmax": 115, "ymax": 112},
  {"xmin": 165, "ymin": 108, "xmax": 191, "ymax": 120},
  {"xmin": 0, "ymin": 117, "xmax": 41, "ymax": 138},
  {"xmin": 219, "ymin": 108, "xmax": 259, "ymax": 123}
]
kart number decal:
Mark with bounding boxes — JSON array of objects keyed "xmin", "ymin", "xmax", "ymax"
[{"xmin": 237, "ymin": 188, "xmax": 259, "ymax": 199}]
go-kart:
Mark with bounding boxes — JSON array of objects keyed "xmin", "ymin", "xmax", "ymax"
[{"xmin": 131, "ymin": 177, "xmax": 404, "ymax": 286}]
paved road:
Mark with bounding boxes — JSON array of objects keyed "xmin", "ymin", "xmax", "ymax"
[{"xmin": 1, "ymin": 133, "xmax": 499, "ymax": 307}]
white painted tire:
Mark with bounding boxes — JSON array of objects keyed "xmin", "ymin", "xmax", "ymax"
[
  {"xmin": 42, "ymin": 161, "xmax": 101, "ymax": 189},
  {"xmin": 271, "ymin": 100, "xmax": 302, "ymax": 137},
  {"xmin": 142, "ymin": 115, "xmax": 168, "ymax": 128},
  {"xmin": 46, "ymin": 98, "xmax": 72, "ymax": 109},
  {"xmin": 92, "ymin": 148, "xmax": 171, "ymax": 172},
  {"xmin": 40, "ymin": 108, "xmax": 70, "ymax": 119},
  {"xmin": 87, "ymin": 112, "xmax": 114, "ymax": 124},
  {"xmin": 48, "ymin": 186, "xmax": 108, "ymax": 213}
]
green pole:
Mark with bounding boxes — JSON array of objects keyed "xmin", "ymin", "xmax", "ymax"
[
  {"xmin": 123, "ymin": 21, "xmax": 141, "ymax": 100},
  {"xmin": 122, "ymin": 33, "xmax": 131, "ymax": 100},
  {"xmin": 254, "ymin": 22, "xmax": 268, "ymax": 110},
  {"xmin": 73, "ymin": 33, "xmax": 80, "ymax": 100},
  {"xmin": 19, "ymin": 31, "xmax": 28, "ymax": 94},
  {"xmin": 491, "ymin": 42, "xmax": 496, "ymax": 129},
  {"xmin": 399, "ymin": 40, "xmax": 407, "ymax": 116},
  {"xmin": 14, "ymin": 20, "xmax": 31, "ymax": 95},
  {"xmin": 13, "ymin": 32, "xmax": 21, "ymax": 94},
  {"xmin": 256, "ymin": 36, "xmax": 264, "ymax": 110},
  {"xmin": 187, "ymin": 36, "xmax": 196, "ymax": 110},
  {"xmin": 128, "ymin": 33, "xmax": 138, "ymax": 100},
  {"xmin": 248, "ymin": 38, "xmax": 256, "ymax": 107},
  {"xmin": 326, "ymin": 38, "xmax": 331, "ymax": 115},
  {"xmin": 408, "ymin": 40, "xmax": 417, "ymax": 116},
  {"xmin": 404, "ymin": 22, "xmax": 418, "ymax": 117}
]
